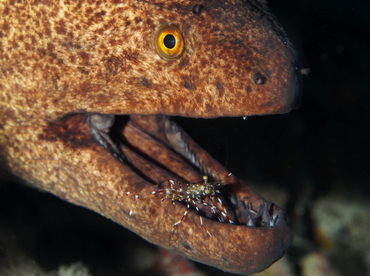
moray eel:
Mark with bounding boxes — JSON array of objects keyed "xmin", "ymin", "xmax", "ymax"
[{"xmin": 0, "ymin": 0, "xmax": 299, "ymax": 274}]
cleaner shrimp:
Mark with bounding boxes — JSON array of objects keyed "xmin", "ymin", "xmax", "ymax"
[{"xmin": 151, "ymin": 175, "xmax": 236, "ymax": 237}]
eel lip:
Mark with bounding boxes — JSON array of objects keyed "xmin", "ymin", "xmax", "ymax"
[{"xmin": 88, "ymin": 114, "xmax": 293, "ymax": 274}]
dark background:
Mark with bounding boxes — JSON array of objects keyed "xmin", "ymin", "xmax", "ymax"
[
  {"xmin": 1, "ymin": 0, "xmax": 369, "ymax": 275},
  {"xmin": 182, "ymin": 0, "xmax": 370, "ymax": 195}
]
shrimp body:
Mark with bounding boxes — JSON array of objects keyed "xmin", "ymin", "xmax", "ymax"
[{"xmin": 153, "ymin": 176, "xmax": 235, "ymax": 234}]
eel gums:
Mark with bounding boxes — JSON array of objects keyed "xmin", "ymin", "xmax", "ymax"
[{"xmin": 0, "ymin": 0, "xmax": 300, "ymax": 274}]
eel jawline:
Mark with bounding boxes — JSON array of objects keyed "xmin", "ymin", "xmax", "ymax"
[{"xmin": 87, "ymin": 114, "xmax": 293, "ymax": 274}]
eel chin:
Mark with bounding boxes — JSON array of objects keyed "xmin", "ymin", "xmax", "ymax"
[{"xmin": 84, "ymin": 114, "xmax": 293, "ymax": 274}]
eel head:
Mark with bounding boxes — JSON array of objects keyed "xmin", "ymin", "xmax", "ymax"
[{"xmin": 0, "ymin": 0, "xmax": 299, "ymax": 274}]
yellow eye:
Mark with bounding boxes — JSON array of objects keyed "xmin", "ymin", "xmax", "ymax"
[{"xmin": 154, "ymin": 24, "xmax": 185, "ymax": 60}]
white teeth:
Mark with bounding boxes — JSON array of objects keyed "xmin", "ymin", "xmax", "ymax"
[
  {"xmin": 247, "ymin": 214, "xmax": 255, "ymax": 226},
  {"xmin": 261, "ymin": 203, "xmax": 272, "ymax": 224},
  {"xmin": 270, "ymin": 214, "xmax": 279, "ymax": 226},
  {"xmin": 165, "ymin": 120, "xmax": 202, "ymax": 172},
  {"xmin": 244, "ymin": 202, "xmax": 283, "ymax": 227},
  {"xmin": 164, "ymin": 118, "xmax": 287, "ymax": 228}
]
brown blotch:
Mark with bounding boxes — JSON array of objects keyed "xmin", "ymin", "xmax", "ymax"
[
  {"xmin": 105, "ymin": 55, "xmax": 126, "ymax": 76},
  {"xmin": 182, "ymin": 81, "xmax": 191, "ymax": 89},
  {"xmin": 178, "ymin": 56, "xmax": 189, "ymax": 68},
  {"xmin": 134, "ymin": 17, "xmax": 142, "ymax": 24},
  {"xmin": 39, "ymin": 114, "xmax": 93, "ymax": 150},
  {"xmin": 141, "ymin": 77, "xmax": 151, "ymax": 88},
  {"xmin": 145, "ymin": 18, "xmax": 154, "ymax": 28},
  {"xmin": 215, "ymin": 81, "xmax": 224, "ymax": 90},
  {"xmin": 112, "ymin": 7, "xmax": 125, "ymax": 15},
  {"xmin": 211, "ymin": 25, "xmax": 221, "ymax": 33},
  {"xmin": 107, "ymin": 18, "xmax": 116, "ymax": 27},
  {"xmin": 61, "ymin": 41, "xmax": 82, "ymax": 50},
  {"xmin": 54, "ymin": 20, "xmax": 66, "ymax": 35},
  {"xmin": 215, "ymin": 81, "xmax": 225, "ymax": 97},
  {"xmin": 233, "ymin": 38, "xmax": 243, "ymax": 45},
  {"xmin": 77, "ymin": 67, "xmax": 89, "ymax": 75},
  {"xmin": 47, "ymin": 42, "xmax": 54, "ymax": 53},
  {"xmin": 1, "ymin": 22, "xmax": 9, "ymax": 32},
  {"xmin": 95, "ymin": 10, "xmax": 106, "ymax": 17},
  {"xmin": 3, "ymin": 6, "xmax": 9, "ymax": 15},
  {"xmin": 182, "ymin": 242, "xmax": 193, "ymax": 252},
  {"xmin": 78, "ymin": 52, "xmax": 90, "ymax": 65}
]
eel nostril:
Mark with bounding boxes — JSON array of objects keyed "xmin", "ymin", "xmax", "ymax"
[
  {"xmin": 250, "ymin": 72, "xmax": 266, "ymax": 85},
  {"xmin": 192, "ymin": 5, "xmax": 204, "ymax": 15}
]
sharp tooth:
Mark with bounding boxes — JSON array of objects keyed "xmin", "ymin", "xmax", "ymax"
[
  {"xmin": 270, "ymin": 214, "xmax": 279, "ymax": 226},
  {"xmin": 246, "ymin": 202, "xmax": 257, "ymax": 215},
  {"xmin": 246, "ymin": 214, "xmax": 255, "ymax": 227}
]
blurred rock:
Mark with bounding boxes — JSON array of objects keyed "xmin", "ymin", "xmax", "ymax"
[
  {"xmin": 312, "ymin": 195, "xmax": 370, "ymax": 252},
  {"xmin": 311, "ymin": 194, "xmax": 370, "ymax": 275},
  {"xmin": 250, "ymin": 256, "xmax": 295, "ymax": 276},
  {"xmin": 300, "ymin": 252, "xmax": 338, "ymax": 276}
]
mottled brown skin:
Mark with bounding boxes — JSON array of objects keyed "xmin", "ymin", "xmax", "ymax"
[{"xmin": 0, "ymin": 0, "xmax": 298, "ymax": 274}]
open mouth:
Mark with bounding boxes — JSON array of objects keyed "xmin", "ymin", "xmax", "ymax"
[
  {"xmin": 45, "ymin": 113, "xmax": 293, "ymax": 273},
  {"xmin": 88, "ymin": 114, "xmax": 287, "ymax": 229}
]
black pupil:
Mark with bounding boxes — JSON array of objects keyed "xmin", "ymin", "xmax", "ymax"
[{"xmin": 164, "ymin": 34, "xmax": 176, "ymax": 49}]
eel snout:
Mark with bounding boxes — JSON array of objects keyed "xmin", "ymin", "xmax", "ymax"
[{"xmin": 87, "ymin": 114, "xmax": 293, "ymax": 274}]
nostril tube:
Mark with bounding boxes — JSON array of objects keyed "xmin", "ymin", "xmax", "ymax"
[{"xmin": 250, "ymin": 72, "xmax": 266, "ymax": 85}]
